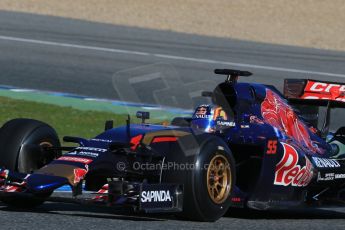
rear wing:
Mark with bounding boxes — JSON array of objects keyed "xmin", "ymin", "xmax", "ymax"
[{"xmin": 284, "ymin": 79, "xmax": 345, "ymax": 108}]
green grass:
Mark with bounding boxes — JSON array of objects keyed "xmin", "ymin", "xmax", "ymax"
[{"xmin": 0, "ymin": 96, "xmax": 131, "ymax": 140}]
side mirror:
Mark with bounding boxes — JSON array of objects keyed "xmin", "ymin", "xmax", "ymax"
[
  {"xmin": 136, "ymin": 111, "xmax": 150, "ymax": 124},
  {"xmin": 105, "ymin": 120, "xmax": 114, "ymax": 131}
]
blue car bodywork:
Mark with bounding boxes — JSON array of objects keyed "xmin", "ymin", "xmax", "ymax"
[{"xmin": 1, "ymin": 69, "xmax": 345, "ymax": 218}]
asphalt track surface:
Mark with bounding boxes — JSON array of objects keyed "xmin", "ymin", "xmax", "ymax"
[{"xmin": 1, "ymin": 11, "xmax": 345, "ymax": 229}]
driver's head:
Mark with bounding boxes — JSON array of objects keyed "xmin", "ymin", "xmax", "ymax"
[
  {"xmin": 191, "ymin": 104, "xmax": 234, "ymax": 133},
  {"xmin": 195, "ymin": 105, "xmax": 209, "ymax": 117},
  {"xmin": 191, "ymin": 104, "xmax": 213, "ymax": 132}
]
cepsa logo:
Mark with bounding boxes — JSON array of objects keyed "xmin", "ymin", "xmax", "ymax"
[
  {"xmin": 274, "ymin": 143, "xmax": 313, "ymax": 187},
  {"xmin": 302, "ymin": 81, "xmax": 345, "ymax": 101}
]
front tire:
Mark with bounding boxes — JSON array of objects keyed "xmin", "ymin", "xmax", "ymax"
[
  {"xmin": 0, "ymin": 118, "xmax": 61, "ymax": 173},
  {"xmin": 0, "ymin": 118, "xmax": 61, "ymax": 208},
  {"xmin": 163, "ymin": 135, "xmax": 236, "ymax": 221}
]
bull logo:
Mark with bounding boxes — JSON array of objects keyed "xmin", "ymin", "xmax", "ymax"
[{"xmin": 73, "ymin": 165, "xmax": 88, "ymax": 184}]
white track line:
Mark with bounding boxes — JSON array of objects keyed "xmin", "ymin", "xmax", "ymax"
[{"xmin": 1, "ymin": 35, "xmax": 344, "ymax": 78}]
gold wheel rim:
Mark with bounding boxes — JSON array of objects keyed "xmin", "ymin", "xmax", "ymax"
[{"xmin": 207, "ymin": 154, "xmax": 232, "ymax": 204}]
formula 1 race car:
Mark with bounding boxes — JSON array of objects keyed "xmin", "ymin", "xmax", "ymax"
[{"xmin": 1, "ymin": 69, "xmax": 345, "ymax": 222}]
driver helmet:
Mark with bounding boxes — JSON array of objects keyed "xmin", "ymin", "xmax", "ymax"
[{"xmin": 191, "ymin": 104, "xmax": 235, "ymax": 133}]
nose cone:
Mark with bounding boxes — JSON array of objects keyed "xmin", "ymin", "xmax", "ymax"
[{"xmin": 26, "ymin": 174, "xmax": 69, "ymax": 193}]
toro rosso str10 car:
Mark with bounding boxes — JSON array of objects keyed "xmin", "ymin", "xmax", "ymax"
[{"xmin": 1, "ymin": 69, "xmax": 345, "ymax": 222}]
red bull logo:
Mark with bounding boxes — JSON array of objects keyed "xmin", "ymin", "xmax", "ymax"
[
  {"xmin": 262, "ymin": 89, "xmax": 321, "ymax": 154},
  {"xmin": 274, "ymin": 143, "xmax": 313, "ymax": 187}
]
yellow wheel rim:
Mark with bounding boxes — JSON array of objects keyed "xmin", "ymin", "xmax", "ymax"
[{"xmin": 206, "ymin": 154, "xmax": 232, "ymax": 204}]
